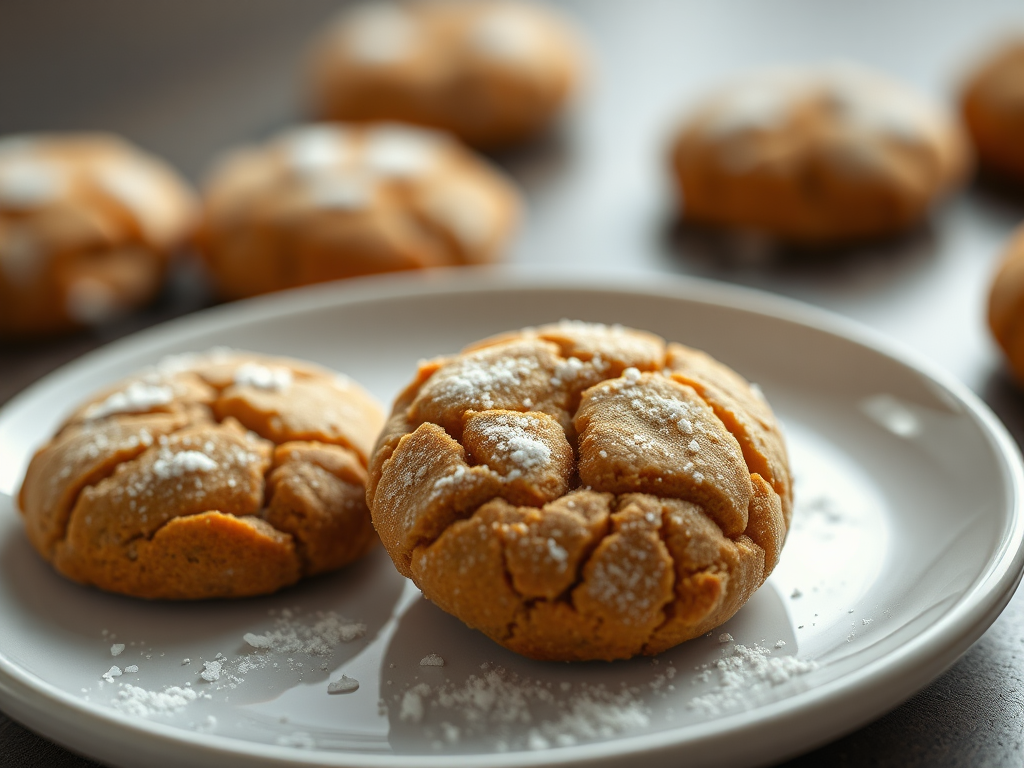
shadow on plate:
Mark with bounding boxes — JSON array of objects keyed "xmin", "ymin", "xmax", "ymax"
[
  {"xmin": 980, "ymin": 366, "xmax": 1024, "ymax": 448},
  {"xmin": 968, "ymin": 168, "xmax": 1024, "ymax": 225},
  {"xmin": 0, "ymin": 526, "xmax": 405, "ymax": 706}
]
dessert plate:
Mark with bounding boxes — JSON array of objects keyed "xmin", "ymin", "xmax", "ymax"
[{"xmin": 0, "ymin": 269, "xmax": 1021, "ymax": 768}]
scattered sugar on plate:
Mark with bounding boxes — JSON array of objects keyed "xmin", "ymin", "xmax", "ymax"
[
  {"xmin": 114, "ymin": 684, "xmax": 202, "ymax": 717},
  {"xmin": 718, "ymin": 633, "xmax": 734, "ymax": 643},
  {"xmin": 125, "ymin": 665, "xmax": 139, "ymax": 674},
  {"xmin": 110, "ymin": 643, "xmax": 125, "ymax": 657},
  {"xmin": 419, "ymin": 653, "xmax": 445, "ymax": 667},
  {"xmin": 327, "ymin": 675, "xmax": 360, "ymax": 694},
  {"xmin": 689, "ymin": 644, "xmax": 818, "ymax": 716}
]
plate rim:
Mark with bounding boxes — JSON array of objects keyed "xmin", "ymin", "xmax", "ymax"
[{"xmin": 1, "ymin": 267, "xmax": 1022, "ymax": 768}]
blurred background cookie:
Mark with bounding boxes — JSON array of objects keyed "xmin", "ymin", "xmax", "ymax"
[
  {"xmin": 306, "ymin": 0, "xmax": 586, "ymax": 149},
  {"xmin": 367, "ymin": 321, "xmax": 791, "ymax": 661},
  {"xmin": 989, "ymin": 226, "xmax": 1024, "ymax": 383},
  {"xmin": 196, "ymin": 123, "xmax": 520, "ymax": 300},
  {"xmin": 18, "ymin": 349, "xmax": 385, "ymax": 599},
  {"xmin": 961, "ymin": 35, "xmax": 1024, "ymax": 183},
  {"xmin": 0, "ymin": 134, "xmax": 196, "ymax": 336},
  {"xmin": 670, "ymin": 64, "xmax": 971, "ymax": 244}
]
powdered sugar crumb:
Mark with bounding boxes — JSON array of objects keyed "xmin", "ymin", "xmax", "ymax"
[
  {"xmin": 84, "ymin": 382, "xmax": 174, "ymax": 420},
  {"xmin": 689, "ymin": 644, "xmax": 818, "ymax": 716},
  {"xmin": 110, "ymin": 643, "xmax": 125, "ymax": 657},
  {"xmin": 327, "ymin": 675, "xmax": 360, "ymax": 694},
  {"xmin": 393, "ymin": 666, "xmax": 650, "ymax": 748},
  {"xmin": 102, "ymin": 666, "xmax": 122, "ymax": 682},
  {"xmin": 233, "ymin": 363, "xmax": 293, "ymax": 392},
  {"xmin": 113, "ymin": 684, "xmax": 202, "ymax": 717},
  {"xmin": 200, "ymin": 660, "xmax": 222, "ymax": 682},
  {"xmin": 152, "ymin": 450, "xmax": 217, "ymax": 480},
  {"xmin": 420, "ymin": 654, "xmax": 445, "ymax": 667}
]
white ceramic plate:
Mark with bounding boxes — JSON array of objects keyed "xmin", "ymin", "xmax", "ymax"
[{"xmin": 0, "ymin": 270, "xmax": 1021, "ymax": 768}]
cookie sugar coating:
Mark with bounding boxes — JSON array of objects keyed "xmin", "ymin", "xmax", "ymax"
[
  {"xmin": 307, "ymin": 0, "xmax": 586, "ymax": 148},
  {"xmin": 197, "ymin": 123, "xmax": 520, "ymax": 300},
  {"xmin": 18, "ymin": 350, "xmax": 385, "ymax": 599},
  {"xmin": 368, "ymin": 322, "xmax": 792, "ymax": 661},
  {"xmin": 961, "ymin": 36, "xmax": 1024, "ymax": 182},
  {"xmin": 0, "ymin": 133, "xmax": 196, "ymax": 336},
  {"xmin": 670, "ymin": 64, "xmax": 970, "ymax": 244}
]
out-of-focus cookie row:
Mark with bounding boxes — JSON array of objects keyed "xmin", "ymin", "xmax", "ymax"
[{"xmin": 1, "ymin": 3, "xmax": 1023, "ymax": 341}]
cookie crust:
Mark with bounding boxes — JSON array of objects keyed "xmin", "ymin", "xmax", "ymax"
[
  {"xmin": 18, "ymin": 350, "xmax": 385, "ymax": 599},
  {"xmin": 368, "ymin": 322, "xmax": 792, "ymax": 660}
]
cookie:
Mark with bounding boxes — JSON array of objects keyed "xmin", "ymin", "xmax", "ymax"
[
  {"xmin": 0, "ymin": 133, "xmax": 196, "ymax": 336},
  {"xmin": 989, "ymin": 226, "xmax": 1024, "ymax": 382},
  {"xmin": 367, "ymin": 321, "xmax": 791, "ymax": 661},
  {"xmin": 961, "ymin": 36, "xmax": 1024, "ymax": 182},
  {"xmin": 306, "ymin": 0, "xmax": 586, "ymax": 148},
  {"xmin": 197, "ymin": 123, "xmax": 520, "ymax": 300},
  {"xmin": 670, "ymin": 64, "xmax": 970, "ymax": 243},
  {"xmin": 18, "ymin": 350, "xmax": 385, "ymax": 599}
]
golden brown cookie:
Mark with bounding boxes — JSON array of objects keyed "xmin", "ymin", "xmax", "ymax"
[
  {"xmin": 0, "ymin": 133, "xmax": 196, "ymax": 336},
  {"xmin": 989, "ymin": 225, "xmax": 1024, "ymax": 383},
  {"xmin": 196, "ymin": 123, "xmax": 520, "ymax": 300},
  {"xmin": 18, "ymin": 350, "xmax": 385, "ymax": 599},
  {"xmin": 961, "ymin": 36, "xmax": 1024, "ymax": 182},
  {"xmin": 670, "ymin": 64, "xmax": 970, "ymax": 243},
  {"xmin": 367, "ymin": 321, "xmax": 792, "ymax": 661},
  {"xmin": 306, "ymin": 1, "xmax": 586, "ymax": 148}
]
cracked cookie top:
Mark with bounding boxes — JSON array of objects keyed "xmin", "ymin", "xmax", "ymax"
[
  {"xmin": 196, "ymin": 123, "xmax": 520, "ymax": 301},
  {"xmin": 670, "ymin": 63, "xmax": 970, "ymax": 243},
  {"xmin": 18, "ymin": 349, "xmax": 385, "ymax": 599},
  {"xmin": 306, "ymin": 0, "xmax": 587, "ymax": 149},
  {"xmin": 0, "ymin": 133, "xmax": 196, "ymax": 336},
  {"xmin": 368, "ymin": 321, "xmax": 792, "ymax": 660}
]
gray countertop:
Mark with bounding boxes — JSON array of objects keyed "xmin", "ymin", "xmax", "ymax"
[{"xmin": 2, "ymin": 1, "xmax": 1024, "ymax": 764}]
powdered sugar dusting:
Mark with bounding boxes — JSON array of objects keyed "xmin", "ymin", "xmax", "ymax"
[
  {"xmin": 392, "ymin": 664, "xmax": 651, "ymax": 749},
  {"xmin": 233, "ymin": 363, "xmax": 293, "ymax": 392},
  {"xmin": 428, "ymin": 353, "xmax": 540, "ymax": 411},
  {"xmin": 84, "ymin": 382, "xmax": 175, "ymax": 420},
  {"xmin": 113, "ymin": 684, "xmax": 203, "ymax": 717},
  {"xmin": 341, "ymin": 3, "xmax": 418, "ymax": 65},
  {"xmin": 419, "ymin": 653, "xmax": 445, "ymax": 667},
  {"xmin": 151, "ymin": 450, "xmax": 218, "ymax": 480},
  {"xmin": 475, "ymin": 413, "xmax": 551, "ymax": 480},
  {"xmin": 472, "ymin": 7, "xmax": 545, "ymax": 62},
  {"xmin": 237, "ymin": 609, "xmax": 366, "ymax": 657},
  {"xmin": 689, "ymin": 643, "xmax": 818, "ymax": 716}
]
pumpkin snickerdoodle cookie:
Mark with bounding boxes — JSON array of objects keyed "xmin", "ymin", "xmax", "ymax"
[
  {"xmin": 0, "ymin": 133, "xmax": 196, "ymax": 336},
  {"xmin": 18, "ymin": 350, "xmax": 384, "ymax": 599},
  {"xmin": 197, "ymin": 123, "xmax": 520, "ymax": 300},
  {"xmin": 670, "ymin": 64, "xmax": 970, "ymax": 244},
  {"xmin": 307, "ymin": 0, "xmax": 586, "ymax": 149},
  {"xmin": 368, "ymin": 321, "xmax": 792, "ymax": 661}
]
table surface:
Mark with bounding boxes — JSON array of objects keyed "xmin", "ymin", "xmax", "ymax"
[{"xmin": 2, "ymin": 1, "xmax": 1024, "ymax": 765}]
